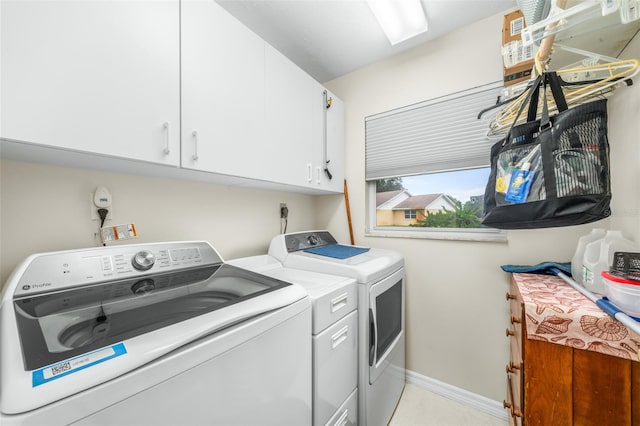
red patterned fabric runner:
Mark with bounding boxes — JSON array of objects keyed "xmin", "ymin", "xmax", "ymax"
[{"xmin": 513, "ymin": 273, "xmax": 640, "ymax": 362}]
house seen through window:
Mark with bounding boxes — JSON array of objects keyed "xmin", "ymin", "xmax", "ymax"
[{"xmin": 375, "ymin": 168, "xmax": 490, "ymax": 229}]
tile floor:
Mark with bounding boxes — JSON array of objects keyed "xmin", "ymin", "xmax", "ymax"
[{"xmin": 388, "ymin": 384, "xmax": 509, "ymax": 426}]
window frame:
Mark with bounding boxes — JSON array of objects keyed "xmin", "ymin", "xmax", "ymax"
[{"xmin": 364, "ymin": 81, "xmax": 509, "ymax": 243}]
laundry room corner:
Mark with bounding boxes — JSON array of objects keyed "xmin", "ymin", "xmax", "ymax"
[{"xmin": 314, "ymin": 192, "xmax": 351, "ymax": 244}]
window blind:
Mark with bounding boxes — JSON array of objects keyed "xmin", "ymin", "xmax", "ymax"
[{"xmin": 365, "ymin": 81, "xmax": 504, "ymax": 181}]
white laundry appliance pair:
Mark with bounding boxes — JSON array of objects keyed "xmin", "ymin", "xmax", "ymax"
[
  {"xmin": 0, "ymin": 241, "xmax": 312, "ymax": 426},
  {"xmin": 235, "ymin": 230, "xmax": 406, "ymax": 426}
]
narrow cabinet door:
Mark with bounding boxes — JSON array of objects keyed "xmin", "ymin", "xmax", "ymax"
[
  {"xmin": 0, "ymin": 1, "xmax": 180, "ymax": 165},
  {"xmin": 181, "ymin": 0, "xmax": 266, "ymax": 177},
  {"xmin": 264, "ymin": 44, "xmax": 314, "ymax": 187}
]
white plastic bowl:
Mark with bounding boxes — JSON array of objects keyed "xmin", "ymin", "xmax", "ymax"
[{"xmin": 602, "ymin": 271, "xmax": 640, "ymax": 317}]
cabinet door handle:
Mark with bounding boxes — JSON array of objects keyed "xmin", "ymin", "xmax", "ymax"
[
  {"xmin": 331, "ymin": 325, "xmax": 349, "ymax": 350},
  {"xmin": 506, "ymin": 292, "xmax": 517, "ymax": 301},
  {"xmin": 307, "ymin": 164, "xmax": 312, "ymax": 183},
  {"xmin": 192, "ymin": 130, "xmax": 199, "ymax": 161},
  {"xmin": 505, "ymin": 328, "xmax": 515, "ymax": 337},
  {"xmin": 163, "ymin": 122, "xmax": 171, "ymax": 155},
  {"xmin": 510, "ymin": 314, "xmax": 521, "ymax": 324},
  {"xmin": 330, "ymin": 293, "xmax": 348, "ymax": 313},
  {"xmin": 316, "ymin": 166, "xmax": 322, "ymax": 184}
]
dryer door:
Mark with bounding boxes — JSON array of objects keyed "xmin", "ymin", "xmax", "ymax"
[{"xmin": 368, "ymin": 267, "xmax": 404, "ymax": 384}]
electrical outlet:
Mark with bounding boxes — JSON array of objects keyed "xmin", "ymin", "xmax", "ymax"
[
  {"xmin": 90, "ymin": 193, "xmax": 113, "ymax": 220},
  {"xmin": 280, "ymin": 203, "xmax": 288, "ymax": 218}
]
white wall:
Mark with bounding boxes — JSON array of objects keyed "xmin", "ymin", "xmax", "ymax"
[
  {"xmin": 0, "ymin": 160, "xmax": 318, "ymax": 285},
  {"xmin": 319, "ymin": 11, "xmax": 638, "ymax": 402},
  {"xmin": 609, "ymin": 33, "xmax": 640, "ymax": 241}
]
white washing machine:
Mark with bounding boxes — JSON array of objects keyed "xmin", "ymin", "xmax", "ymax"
[
  {"xmin": 268, "ymin": 231, "xmax": 405, "ymax": 426},
  {"xmin": 228, "ymin": 255, "xmax": 359, "ymax": 426},
  {"xmin": 0, "ymin": 241, "xmax": 312, "ymax": 426}
]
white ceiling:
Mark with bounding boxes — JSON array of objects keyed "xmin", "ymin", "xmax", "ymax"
[
  {"xmin": 216, "ymin": 0, "xmax": 517, "ymax": 82},
  {"xmin": 216, "ymin": 0, "xmax": 640, "ymax": 83}
]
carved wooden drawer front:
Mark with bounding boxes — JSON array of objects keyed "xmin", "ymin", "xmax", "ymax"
[{"xmin": 505, "ymin": 274, "xmax": 640, "ymax": 425}]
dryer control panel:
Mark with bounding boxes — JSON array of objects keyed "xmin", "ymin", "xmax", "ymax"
[
  {"xmin": 283, "ymin": 231, "xmax": 338, "ymax": 252},
  {"xmin": 12, "ymin": 241, "xmax": 222, "ymax": 297}
]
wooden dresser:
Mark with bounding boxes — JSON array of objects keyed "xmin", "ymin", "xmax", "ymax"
[{"xmin": 505, "ymin": 273, "xmax": 640, "ymax": 425}]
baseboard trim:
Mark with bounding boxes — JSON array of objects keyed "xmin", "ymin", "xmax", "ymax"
[{"xmin": 405, "ymin": 370, "xmax": 510, "ymax": 421}]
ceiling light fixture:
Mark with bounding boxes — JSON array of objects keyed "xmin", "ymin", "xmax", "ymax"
[{"xmin": 366, "ymin": 0, "xmax": 429, "ymax": 45}]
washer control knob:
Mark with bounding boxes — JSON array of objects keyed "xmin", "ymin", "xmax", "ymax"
[
  {"xmin": 307, "ymin": 234, "xmax": 319, "ymax": 246},
  {"xmin": 132, "ymin": 250, "xmax": 156, "ymax": 271}
]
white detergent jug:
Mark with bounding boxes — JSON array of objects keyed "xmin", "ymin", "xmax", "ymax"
[
  {"xmin": 583, "ymin": 231, "xmax": 639, "ymax": 294},
  {"xmin": 571, "ymin": 228, "xmax": 605, "ymax": 285}
]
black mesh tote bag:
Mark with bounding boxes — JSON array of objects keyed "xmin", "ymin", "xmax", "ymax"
[{"xmin": 482, "ymin": 72, "xmax": 611, "ymax": 229}]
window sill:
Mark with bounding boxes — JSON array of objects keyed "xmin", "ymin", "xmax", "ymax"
[{"xmin": 365, "ymin": 227, "xmax": 508, "ymax": 243}]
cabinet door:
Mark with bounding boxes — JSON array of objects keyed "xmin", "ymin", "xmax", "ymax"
[
  {"xmin": 181, "ymin": 0, "xmax": 266, "ymax": 178},
  {"xmin": 0, "ymin": 1, "xmax": 180, "ymax": 165},
  {"xmin": 264, "ymin": 44, "xmax": 315, "ymax": 187}
]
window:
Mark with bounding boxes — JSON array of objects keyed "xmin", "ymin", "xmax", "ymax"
[{"xmin": 365, "ymin": 81, "xmax": 507, "ymax": 242}]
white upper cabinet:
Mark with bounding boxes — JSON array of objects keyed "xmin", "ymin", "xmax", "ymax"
[
  {"xmin": 264, "ymin": 44, "xmax": 315, "ymax": 187},
  {"xmin": 264, "ymin": 46, "xmax": 344, "ymax": 192},
  {"xmin": 1, "ymin": 1, "xmax": 344, "ymax": 194},
  {"xmin": 180, "ymin": 0, "xmax": 267, "ymax": 178},
  {"xmin": 0, "ymin": 1, "xmax": 181, "ymax": 166}
]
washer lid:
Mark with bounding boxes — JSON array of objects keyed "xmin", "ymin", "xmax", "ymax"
[{"xmin": 13, "ymin": 264, "xmax": 293, "ymax": 371}]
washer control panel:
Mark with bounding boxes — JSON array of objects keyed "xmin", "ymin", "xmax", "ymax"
[{"xmin": 13, "ymin": 241, "xmax": 221, "ymax": 297}]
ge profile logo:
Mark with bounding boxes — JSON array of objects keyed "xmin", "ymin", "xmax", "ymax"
[{"xmin": 22, "ymin": 283, "xmax": 52, "ymax": 291}]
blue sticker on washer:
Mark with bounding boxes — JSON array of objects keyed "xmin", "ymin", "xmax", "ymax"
[{"xmin": 32, "ymin": 343, "xmax": 127, "ymax": 387}]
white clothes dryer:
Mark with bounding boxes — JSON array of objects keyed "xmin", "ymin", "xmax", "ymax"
[
  {"xmin": 0, "ymin": 241, "xmax": 312, "ymax": 426},
  {"xmin": 228, "ymin": 255, "xmax": 359, "ymax": 426},
  {"xmin": 268, "ymin": 231, "xmax": 405, "ymax": 426}
]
